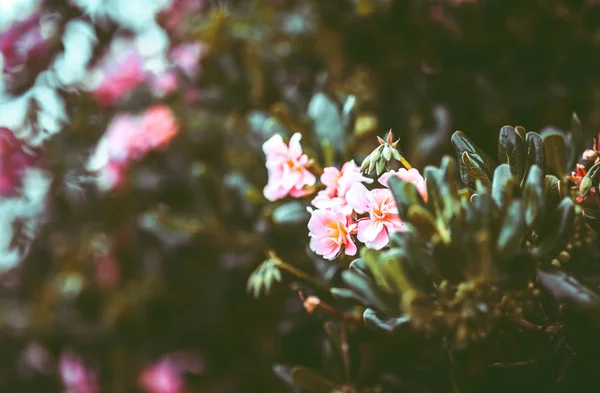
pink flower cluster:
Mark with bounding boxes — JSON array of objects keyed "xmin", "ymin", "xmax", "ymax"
[
  {"xmin": 139, "ymin": 359, "xmax": 185, "ymax": 393},
  {"xmin": 87, "ymin": 105, "xmax": 179, "ymax": 191},
  {"xmin": 139, "ymin": 351, "xmax": 204, "ymax": 393},
  {"xmin": 262, "ymin": 133, "xmax": 316, "ymax": 201},
  {"xmin": 59, "ymin": 351, "xmax": 99, "ymax": 393},
  {"xmin": 0, "ymin": 128, "xmax": 36, "ymax": 197},
  {"xmin": 308, "ymin": 165, "xmax": 427, "ymax": 259}
]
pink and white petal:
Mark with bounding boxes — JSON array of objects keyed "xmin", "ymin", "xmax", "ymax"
[
  {"xmin": 321, "ymin": 167, "xmax": 341, "ymax": 189},
  {"xmin": 365, "ymin": 228, "xmax": 390, "ymax": 250},
  {"xmin": 262, "ymin": 134, "xmax": 287, "ymax": 156},
  {"xmin": 264, "ymin": 182, "xmax": 287, "ymax": 201},
  {"xmin": 314, "ymin": 237, "xmax": 341, "ymax": 260},
  {"xmin": 307, "ymin": 210, "xmax": 333, "ymax": 236},
  {"xmin": 289, "ymin": 185, "xmax": 315, "ymax": 198},
  {"xmin": 344, "ymin": 236, "xmax": 357, "ymax": 256},
  {"xmin": 361, "ymin": 219, "xmax": 384, "ymax": 242},
  {"xmin": 377, "ymin": 172, "xmax": 392, "ymax": 188},
  {"xmin": 288, "ymin": 133, "xmax": 303, "ymax": 158},
  {"xmin": 345, "ymin": 183, "xmax": 371, "ymax": 213}
]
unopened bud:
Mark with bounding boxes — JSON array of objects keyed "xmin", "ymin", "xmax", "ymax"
[
  {"xmin": 303, "ymin": 296, "xmax": 321, "ymax": 313},
  {"xmin": 382, "ymin": 145, "xmax": 392, "ymax": 161},
  {"xmin": 583, "ymin": 149, "xmax": 597, "ymax": 161}
]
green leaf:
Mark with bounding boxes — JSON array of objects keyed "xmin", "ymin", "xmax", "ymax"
[
  {"xmin": 544, "ymin": 175, "xmax": 562, "ymax": 211},
  {"xmin": 522, "ymin": 165, "xmax": 545, "ymax": 228},
  {"xmin": 451, "ymin": 131, "xmax": 497, "ymax": 187},
  {"xmin": 362, "ymin": 248, "xmax": 394, "ymax": 293},
  {"xmin": 531, "ymin": 197, "xmax": 575, "ymax": 260},
  {"xmin": 406, "ymin": 204, "xmax": 438, "ymax": 242},
  {"xmin": 363, "ymin": 308, "xmax": 410, "ymax": 333},
  {"xmin": 491, "ymin": 164, "xmax": 515, "ymax": 210},
  {"xmin": 498, "ymin": 126, "xmax": 526, "ymax": 183},
  {"xmin": 515, "ymin": 125, "xmax": 527, "ymax": 140},
  {"xmin": 541, "ymin": 130, "xmax": 567, "ymax": 179},
  {"xmin": 341, "ymin": 270, "xmax": 393, "ymax": 314},
  {"xmin": 460, "ymin": 152, "xmax": 492, "ymax": 191},
  {"xmin": 496, "ymin": 200, "xmax": 526, "ymax": 261},
  {"xmin": 272, "ymin": 201, "xmax": 310, "ymax": 225},
  {"xmin": 348, "ymin": 258, "xmax": 371, "ymax": 280},
  {"xmin": 580, "ymin": 162, "xmax": 600, "ymax": 197},
  {"xmin": 291, "ymin": 366, "xmax": 339, "ymax": 393},
  {"xmin": 537, "ymin": 268, "xmax": 600, "ymax": 311},
  {"xmin": 307, "ymin": 92, "xmax": 345, "ymax": 154},
  {"xmin": 388, "ymin": 176, "xmax": 426, "ymax": 219},
  {"xmin": 525, "ymin": 132, "xmax": 546, "ymax": 174},
  {"xmin": 385, "ymin": 231, "xmax": 436, "ymax": 292},
  {"xmin": 583, "ymin": 208, "xmax": 600, "ymax": 234},
  {"xmin": 323, "ymin": 322, "xmax": 344, "ymax": 360}
]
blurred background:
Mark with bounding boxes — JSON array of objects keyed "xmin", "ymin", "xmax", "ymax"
[{"xmin": 1, "ymin": 0, "xmax": 600, "ymax": 392}]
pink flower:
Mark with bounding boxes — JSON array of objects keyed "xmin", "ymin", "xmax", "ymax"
[
  {"xmin": 308, "ymin": 208, "xmax": 357, "ymax": 260},
  {"xmin": 263, "ymin": 133, "xmax": 316, "ymax": 201},
  {"xmin": 94, "ymin": 53, "xmax": 146, "ymax": 106},
  {"xmin": 378, "ymin": 168, "xmax": 428, "ymax": 202},
  {"xmin": 312, "ymin": 160, "xmax": 372, "ymax": 215},
  {"xmin": 139, "ymin": 360, "xmax": 184, "ymax": 393},
  {"xmin": 59, "ymin": 351, "xmax": 99, "ymax": 393},
  {"xmin": 139, "ymin": 105, "xmax": 180, "ymax": 151},
  {"xmin": 346, "ymin": 183, "xmax": 405, "ymax": 250},
  {"xmin": 321, "ymin": 160, "xmax": 373, "ymax": 198},
  {"xmin": 311, "ymin": 193, "xmax": 353, "ymax": 217},
  {"xmin": 0, "ymin": 128, "xmax": 35, "ymax": 196}
]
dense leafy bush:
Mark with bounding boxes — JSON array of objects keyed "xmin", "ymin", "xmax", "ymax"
[{"xmin": 2, "ymin": 1, "xmax": 600, "ymax": 393}]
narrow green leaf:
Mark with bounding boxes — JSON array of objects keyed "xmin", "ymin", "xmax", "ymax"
[
  {"xmin": 531, "ymin": 197, "xmax": 575, "ymax": 260},
  {"xmin": 461, "ymin": 152, "xmax": 492, "ymax": 191},
  {"xmin": 525, "ymin": 132, "xmax": 546, "ymax": 174},
  {"xmin": 496, "ymin": 200, "xmax": 526, "ymax": 261},
  {"xmin": 522, "ymin": 165, "xmax": 545, "ymax": 228},
  {"xmin": 363, "ymin": 308, "xmax": 410, "ymax": 333},
  {"xmin": 491, "ymin": 164, "xmax": 515, "ymax": 210},
  {"xmin": 498, "ymin": 126, "xmax": 526, "ymax": 183},
  {"xmin": 541, "ymin": 130, "xmax": 567, "ymax": 179}
]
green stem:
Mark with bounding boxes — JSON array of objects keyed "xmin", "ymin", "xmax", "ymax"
[{"xmin": 275, "ymin": 260, "xmax": 329, "ymax": 290}]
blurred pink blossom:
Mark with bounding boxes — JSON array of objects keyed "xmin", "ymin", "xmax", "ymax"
[
  {"xmin": 346, "ymin": 183, "xmax": 405, "ymax": 249},
  {"xmin": 94, "ymin": 53, "xmax": 146, "ymax": 106},
  {"xmin": 150, "ymin": 70, "xmax": 179, "ymax": 97},
  {"xmin": 139, "ymin": 105, "xmax": 180, "ymax": 151},
  {"xmin": 308, "ymin": 207, "xmax": 357, "ymax": 260},
  {"xmin": 262, "ymin": 133, "xmax": 316, "ymax": 201},
  {"xmin": 0, "ymin": 128, "xmax": 35, "ymax": 196},
  {"xmin": 95, "ymin": 255, "xmax": 120, "ymax": 289},
  {"xmin": 139, "ymin": 360, "xmax": 185, "ymax": 393},
  {"xmin": 378, "ymin": 168, "xmax": 427, "ymax": 202},
  {"xmin": 159, "ymin": 0, "xmax": 205, "ymax": 34},
  {"xmin": 0, "ymin": 13, "xmax": 49, "ymax": 73},
  {"xmin": 59, "ymin": 351, "xmax": 99, "ymax": 393},
  {"xmin": 170, "ymin": 42, "xmax": 208, "ymax": 79},
  {"xmin": 88, "ymin": 106, "xmax": 180, "ymax": 191}
]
